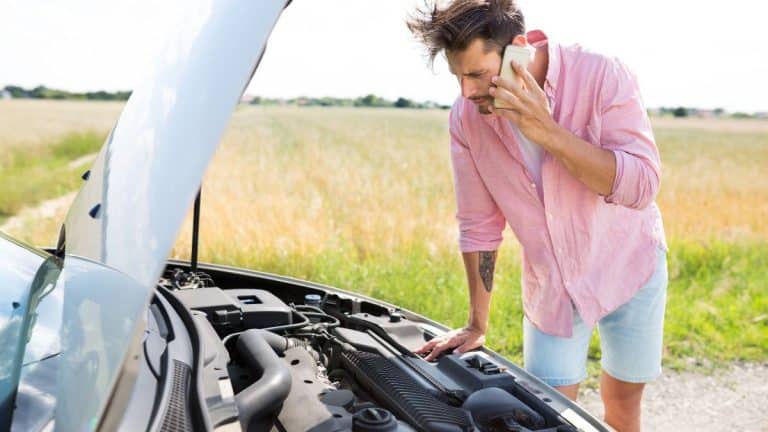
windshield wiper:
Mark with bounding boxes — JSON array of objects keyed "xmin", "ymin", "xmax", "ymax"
[{"xmin": 22, "ymin": 352, "xmax": 61, "ymax": 368}]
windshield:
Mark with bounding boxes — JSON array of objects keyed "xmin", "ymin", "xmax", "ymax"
[
  {"xmin": 0, "ymin": 233, "xmax": 52, "ymax": 430},
  {"xmin": 2, "ymin": 233, "xmax": 149, "ymax": 432}
]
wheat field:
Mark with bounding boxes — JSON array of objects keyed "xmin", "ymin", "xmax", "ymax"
[
  {"xmin": 0, "ymin": 100, "xmax": 121, "ymax": 156},
  {"xmin": 184, "ymin": 106, "xmax": 768, "ymax": 251},
  {"xmin": 2, "ymin": 100, "xmax": 766, "ymax": 369}
]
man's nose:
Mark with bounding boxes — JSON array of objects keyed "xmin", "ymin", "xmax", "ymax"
[{"xmin": 460, "ymin": 77, "xmax": 476, "ymax": 98}]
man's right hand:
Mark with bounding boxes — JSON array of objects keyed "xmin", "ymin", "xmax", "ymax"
[{"xmin": 414, "ymin": 326, "xmax": 486, "ymax": 362}]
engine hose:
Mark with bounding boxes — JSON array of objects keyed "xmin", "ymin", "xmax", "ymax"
[
  {"xmin": 256, "ymin": 329, "xmax": 309, "ymax": 354},
  {"xmin": 220, "ymin": 310, "xmax": 312, "ymax": 347},
  {"xmin": 234, "ymin": 329, "xmax": 292, "ymax": 431}
]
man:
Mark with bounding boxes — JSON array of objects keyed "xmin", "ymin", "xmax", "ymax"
[{"xmin": 408, "ymin": 1, "xmax": 668, "ymax": 431}]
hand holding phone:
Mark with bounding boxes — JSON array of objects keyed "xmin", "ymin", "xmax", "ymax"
[{"xmin": 493, "ymin": 45, "xmax": 532, "ymax": 109}]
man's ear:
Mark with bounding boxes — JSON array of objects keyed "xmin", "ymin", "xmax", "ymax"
[{"xmin": 511, "ymin": 34, "xmax": 527, "ymax": 47}]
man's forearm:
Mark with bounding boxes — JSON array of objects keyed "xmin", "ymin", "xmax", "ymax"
[
  {"xmin": 462, "ymin": 250, "xmax": 497, "ymax": 333},
  {"xmin": 542, "ymin": 125, "xmax": 616, "ymax": 196}
]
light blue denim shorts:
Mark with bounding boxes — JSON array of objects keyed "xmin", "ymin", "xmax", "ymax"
[{"xmin": 523, "ymin": 246, "xmax": 668, "ymax": 387}]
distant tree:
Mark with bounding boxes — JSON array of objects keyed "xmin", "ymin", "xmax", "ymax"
[
  {"xmin": 357, "ymin": 94, "xmax": 377, "ymax": 107},
  {"xmin": 672, "ymin": 107, "xmax": 688, "ymax": 118},
  {"xmin": 355, "ymin": 94, "xmax": 392, "ymax": 107},
  {"xmin": 658, "ymin": 107, "xmax": 675, "ymax": 116},
  {"xmin": 85, "ymin": 90, "xmax": 111, "ymax": 100},
  {"xmin": 714, "ymin": 107, "xmax": 725, "ymax": 117},
  {"xmin": 30, "ymin": 86, "xmax": 49, "ymax": 99},
  {"xmin": 731, "ymin": 112, "xmax": 753, "ymax": 119},
  {"xmin": 394, "ymin": 97, "xmax": 414, "ymax": 108},
  {"xmin": 4, "ymin": 85, "xmax": 27, "ymax": 98}
]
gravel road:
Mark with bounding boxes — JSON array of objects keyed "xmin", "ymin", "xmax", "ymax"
[{"xmin": 579, "ymin": 363, "xmax": 768, "ymax": 431}]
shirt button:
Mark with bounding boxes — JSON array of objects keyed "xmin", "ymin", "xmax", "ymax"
[
  {"xmin": 547, "ymin": 212, "xmax": 554, "ymax": 220},
  {"xmin": 531, "ymin": 183, "xmax": 536, "ymax": 189}
]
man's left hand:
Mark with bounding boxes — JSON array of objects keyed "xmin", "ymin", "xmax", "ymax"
[{"xmin": 488, "ymin": 61, "xmax": 561, "ymax": 149}]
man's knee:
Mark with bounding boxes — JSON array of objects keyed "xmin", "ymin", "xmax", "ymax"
[{"xmin": 600, "ymin": 370, "xmax": 645, "ymax": 407}]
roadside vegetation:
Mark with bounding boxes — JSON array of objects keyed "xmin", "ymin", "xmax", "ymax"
[
  {"xmin": 2, "ymin": 101, "xmax": 765, "ymax": 378},
  {"xmin": 0, "ymin": 100, "xmax": 120, "ymax": 222},
  {"xmin": 0, "ymin": 132, "xmax": 105, "ymax": 220}
]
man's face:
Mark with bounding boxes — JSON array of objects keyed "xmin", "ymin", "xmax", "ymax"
[{"xmin": 446, "ymin": 38, "xmax": 503, "ymax": 115}]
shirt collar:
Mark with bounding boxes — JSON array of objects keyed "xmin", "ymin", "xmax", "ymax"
[{"xmin": 526, "ymin": 29, "xmax": 560, "ymax": 94}]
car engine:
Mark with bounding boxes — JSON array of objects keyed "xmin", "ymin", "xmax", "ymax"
[{"xmin": 160, "ymin": 268, "xmax": 584, "ymax": 432}]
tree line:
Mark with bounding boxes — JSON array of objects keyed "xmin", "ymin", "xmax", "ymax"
[
  {"xmin": 3, "ymin": 85, "xmax": 131, "ymax": 101},
  {"xmin": 248, "ymin": 94, "xmax": 450, "ymax": 109},
  {"xmin": 654, "ymin": 106, "xmax": 764, "ymax": 119},
  {"xmin": 3, "ymin": 85, "xmax": 763, "ymax": 118},
  {"xmin": 1, "ymin": 85, "xmax": 448, "ymax": 109}
]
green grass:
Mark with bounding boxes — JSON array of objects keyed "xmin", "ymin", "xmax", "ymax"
[
  {"xmin": 662, "ymin": 239, "xmax": 768, "ymax": 367},
  {"xmin": 211, "ymin": 238, "xmax": 768, "ymax": 376},
  {"xmin": 0, "ymin": 131, "xmax": 104, "ymax": 220}
]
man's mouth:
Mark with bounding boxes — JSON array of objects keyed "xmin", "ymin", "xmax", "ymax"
[{"xmin": 469, "ymin": 96, "xmax": 492, "ymax": 105}]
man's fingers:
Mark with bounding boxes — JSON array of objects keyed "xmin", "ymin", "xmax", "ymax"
[
  {"xmin": 424, "ymin": 348, "xmax": 445, "ymax": 362},
  {"xmin": 511, "ymin": 61, "xmax": 544, "ymax": 96},
  {"xmin": 424, "ymin": 339, "xmax": 457, "ymax": 361},
  {"xmin": 489, "ymin": 86, "xmax": 525, "ymax": 112},
  {"xmin": 415, "ymin": 338, "xmax": 439, "ymax": 354},
  {"xmin": 492, "ymin": 75, "xmax": 526, "ymax": 99},
  {"xmin": 488, "ymin": 105, "xmax": 522, "ymax": 124},
  {"xmin": 453, "ymin": 339, "xmax": 479, "ymax": 354},
  {"xmin": 416, "ymin": 334, "xmax": 451, "ymax": 356}
]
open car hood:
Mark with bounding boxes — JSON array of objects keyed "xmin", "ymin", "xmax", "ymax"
[
  {"xmin": 64, "ymin": 0, "xmax": 287, "ymax": 288},
  {"xmin": 49, "ymin": 1, "xmax": 289, "ymax": 429}
]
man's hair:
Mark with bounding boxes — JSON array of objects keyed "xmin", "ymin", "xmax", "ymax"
[{"xmin": 406, "ymin": 0, "xmax": 525, "ymax": 67}]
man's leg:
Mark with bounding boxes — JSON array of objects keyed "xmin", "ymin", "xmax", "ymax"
[
  {"xmin": 554, "ymin": 383, "xmax": 579, "ymax": 401},
  {"xmin": 600, "ymin": 371, "xmax": 644, "ymax": 431},
  {"xmin": 598, "ymin": 246, "xmax": 668, "ymax": 431}
]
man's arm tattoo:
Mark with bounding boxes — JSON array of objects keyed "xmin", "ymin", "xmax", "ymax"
[{"xmin": 478, "ymin": 251, "xmax": 497, "ymax": 293}]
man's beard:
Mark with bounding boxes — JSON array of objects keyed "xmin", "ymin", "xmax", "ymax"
[{"xmin": 470, "ymin": 96, "xmax": 493, "ymax": 115}]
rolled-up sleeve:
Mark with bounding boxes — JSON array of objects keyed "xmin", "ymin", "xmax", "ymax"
[
  {"xmin": 449, "ymin": 104, "xmax": 505, "ymax": 252},
  {"xmin": 599, "ymin": 60, "xmax": 661, "ymax": 210}
]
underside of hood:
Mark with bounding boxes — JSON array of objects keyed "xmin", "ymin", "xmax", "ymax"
[{"xmin": 64, "ymin": 1, "xmax": 287, "ymax": 289}]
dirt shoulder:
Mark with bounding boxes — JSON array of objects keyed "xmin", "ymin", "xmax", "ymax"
[{"xmin": 579, "ymin": 362, "xmax": 768, "ymax": 431}]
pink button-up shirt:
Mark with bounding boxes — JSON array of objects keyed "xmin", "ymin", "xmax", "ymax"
[{"xmin": 450, "ymin": 30, "xmax": 667, "ymax": 337}]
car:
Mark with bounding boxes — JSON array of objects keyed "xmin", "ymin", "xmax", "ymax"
[{"xmin": 1, "ymin": 1, "xmax": 610, "ymax": 431}]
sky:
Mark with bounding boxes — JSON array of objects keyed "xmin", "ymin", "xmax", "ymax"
[{"xmin": 1, "ymin": 0, "xmax": 766, "ymax": 112}]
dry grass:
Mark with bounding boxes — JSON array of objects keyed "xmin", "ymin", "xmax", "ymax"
[
  {"xmin": 172, "ymin": 106, "xmax": 465, "ymax": 263},
  {"xmin": 0, "ymin": 100, "xmax": 122, "ymax": 158},
  {"xmin": 4, "ymin": 102, "xmax": 766, "ymax": 255},
  {"xmin": 170, "ymin": 107, "xmax": 768, "ymax": 264},
  {"xmin": 656, "ymin": 124, "xmax": 768, "ymax": 242}
]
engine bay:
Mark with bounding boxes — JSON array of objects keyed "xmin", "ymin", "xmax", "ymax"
[{"xmin": 158, "ymin": 266, "xmax": 591, "ymax": 432}]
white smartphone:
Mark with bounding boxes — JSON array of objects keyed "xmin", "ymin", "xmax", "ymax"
[{"xmin": 494, "ymin": 45, "xmax": 532, "ymax": 109}]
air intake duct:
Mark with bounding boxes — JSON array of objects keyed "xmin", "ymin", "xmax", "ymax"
[{"xmin": 341, "ymin": 351, "xmax": 473, "ymax": 432}]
